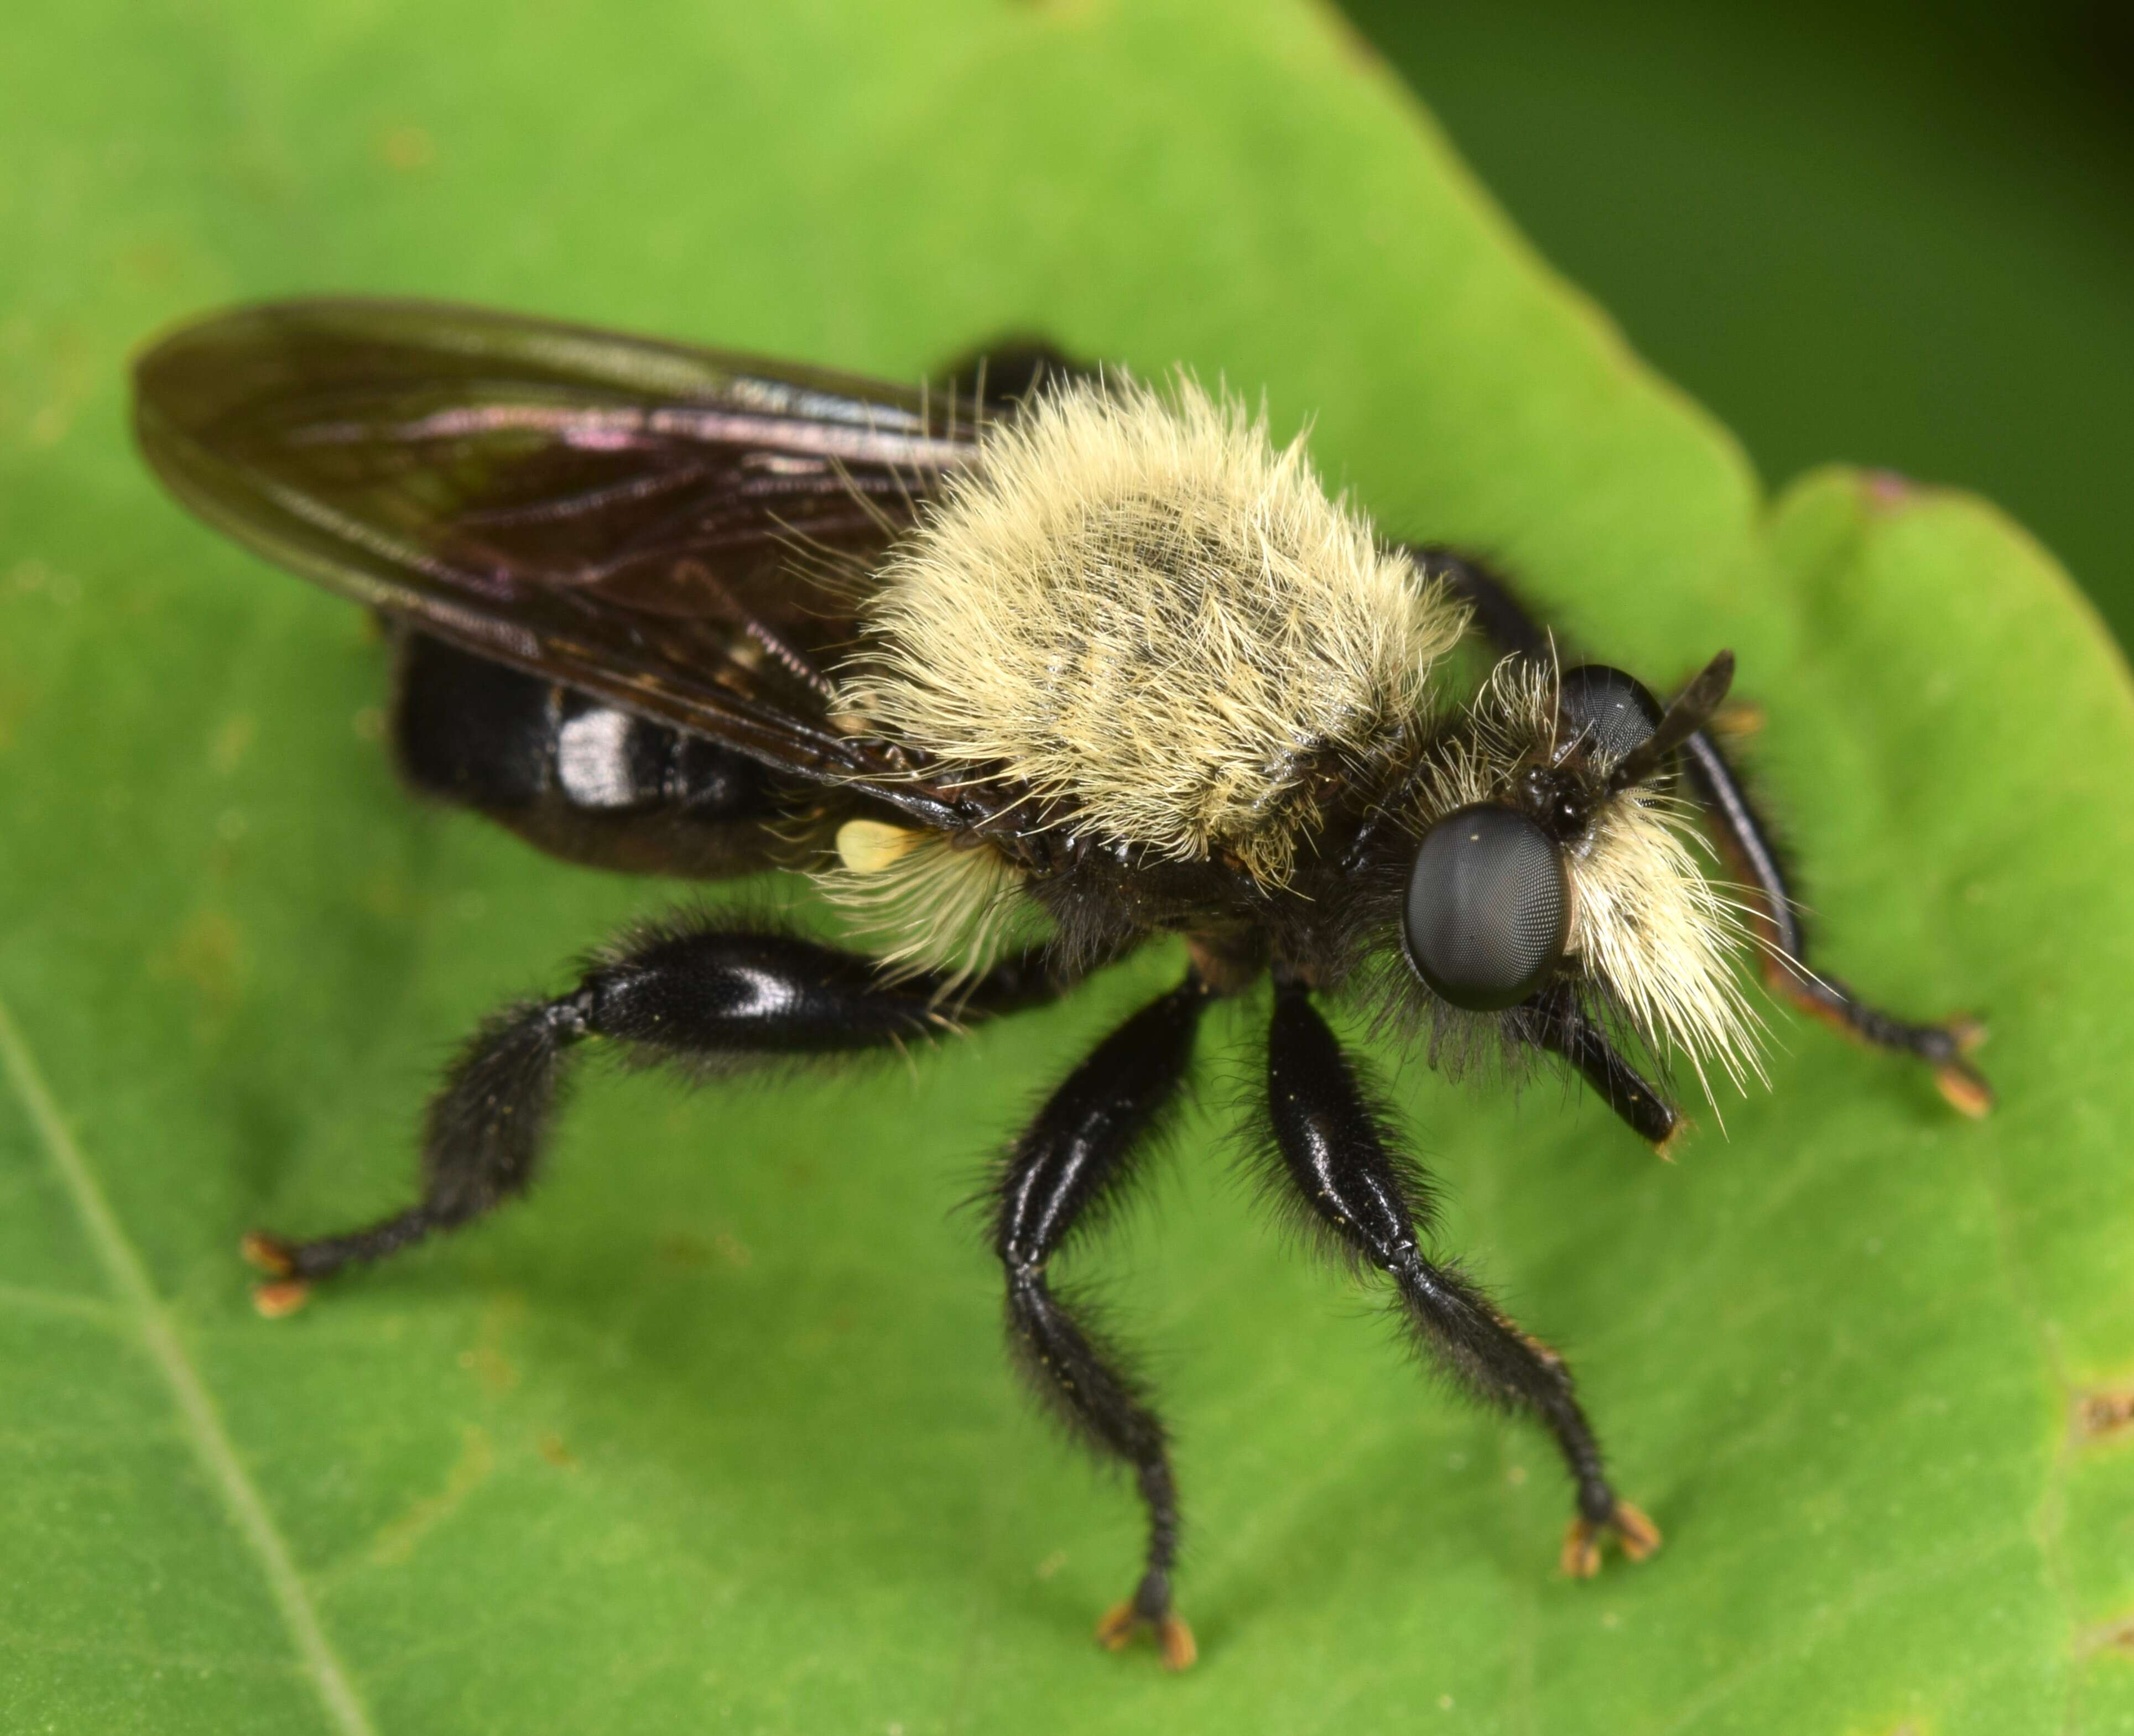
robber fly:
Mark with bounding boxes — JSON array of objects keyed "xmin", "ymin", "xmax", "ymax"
[{"xmin": 131, "ymin": 299, "xmax": 1991, "ymax": 1669}]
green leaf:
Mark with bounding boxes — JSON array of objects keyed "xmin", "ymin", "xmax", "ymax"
[{"xmin": 4, "ymin": 1, "xmax": 2130, "ymax": 1732}]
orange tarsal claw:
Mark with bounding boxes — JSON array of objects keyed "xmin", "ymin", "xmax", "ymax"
[
  {"xmin": 1935, "ymin": 1060, "xmax": 1994, "ymax": 1119},
  {"xmin": 241, "ymin": 1233, "xmax": 309, "ymax": 1316},
  {"xmin": 1096, "ymin": 1601, "xmax": 1198, "ymax": 1671},
  {"xmin": 252, "ymin": 1280, "xmax": 311, "ymax": 1318},
  {"xmin": 1933, "ymin": 1018, "xmax": 1992, "ymax": 1119},
  {"xmin": 240, "ymin": 1231, "xmax": 296, "ymax": 1277},
  {"xmin": 1560, "ymin": 1502, "xmax": 1662, "ymax": 1578}
]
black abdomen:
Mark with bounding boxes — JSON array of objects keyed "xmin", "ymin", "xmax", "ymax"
[{"xmin": 391, "ymin": 630, "xmax": 782, "ymax": 878}]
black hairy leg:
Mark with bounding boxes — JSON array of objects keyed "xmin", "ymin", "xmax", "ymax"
[
  {"xmin": 1523, "ymin": 986, "xmax": 1683, "ymax": 1154},
  {"xmin": 1261, "ymin": 978, "xmax": 1660, "ymax": 1576},
  {"xmin": 1415, "ymin": 543, "xmax": 1992, "ymax": 1118},
  {"xmin": 991, "ymin": 976, "xmax": 1209, "ymax": 1670},
  {"xmin": 242, "ymin": 920, "xmax": 1062, "ymax": 1314},
  {"xmin": 1678, "ymin": 732, "xmax": 1992, "ymax": 1116}
]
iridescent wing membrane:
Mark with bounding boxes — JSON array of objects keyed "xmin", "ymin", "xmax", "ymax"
[{"xmin": 132, "ymin": 298, "xmax": 985, "ymax": 819}]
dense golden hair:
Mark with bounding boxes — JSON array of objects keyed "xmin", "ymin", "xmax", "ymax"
[{"xmin": 836, "ymin": 377, "xmax": 1468, "ymax": 886}]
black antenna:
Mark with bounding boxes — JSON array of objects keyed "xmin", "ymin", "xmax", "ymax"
[{"xmin": 1607, "ymin": 650, "xmax": 1735, "ymax": 793}]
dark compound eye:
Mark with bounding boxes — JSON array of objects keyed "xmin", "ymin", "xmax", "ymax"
[
  {"xmin": 1557, "ymin": 664, "xmax": 1662, "ymax": 763},
  {"xmin": 1403, "ymin": 804, "xmax": 1570, "ymax": 1012}
]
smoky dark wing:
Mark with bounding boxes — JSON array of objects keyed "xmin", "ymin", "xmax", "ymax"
[{"xmin": 132, "ymin": 297, "xmax": 982, "ymax": 793}]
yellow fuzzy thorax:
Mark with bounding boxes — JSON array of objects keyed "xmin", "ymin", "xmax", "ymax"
[{"xmin": 835, "ymin": 377, "xmax": 1468, "ymax": 885}]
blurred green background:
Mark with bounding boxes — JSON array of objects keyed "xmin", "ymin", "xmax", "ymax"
[{"xmin": 1342, "ymin": 0, "xmax": 2134, "ymax": 648}]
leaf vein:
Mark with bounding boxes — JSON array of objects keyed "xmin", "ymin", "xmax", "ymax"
[{"xmin": 0, "ymin": 989, "xmax": 378, "ymax": 1736}]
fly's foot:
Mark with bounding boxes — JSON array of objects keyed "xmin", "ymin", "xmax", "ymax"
[
  {"xmin": 1096, "ymin": 1572, "xmax": 1196, "ymax": 1670},
  {"xmin": 1560, "ymin": 1500, "xmax": 1661, "ymax": 1578},
  {"xmin": 241, "ymin": 1232, "xmax": 311, "ymax": 1317},
  {"xmin": 240, "ymin": 1230, "xmax": 298, "ymax": 1276},
  {"xmin": 1933, "ymin": 1016, "xmax": 1992, "ymax": 1119},
  {"xmin": 253, "ymin": 1280, "xmax": 312, "ymax": 1318}
]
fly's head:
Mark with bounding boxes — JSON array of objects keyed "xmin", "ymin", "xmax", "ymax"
[{"xmin": 1355, "ymin": 649, "xmax": 1764, "ymax": 1103}]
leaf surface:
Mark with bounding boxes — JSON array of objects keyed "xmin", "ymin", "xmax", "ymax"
[{"xmin": 3, "ymin": 2, "xmax": 2131, "ymax": 1732}]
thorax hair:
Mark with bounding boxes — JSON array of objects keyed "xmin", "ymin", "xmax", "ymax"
[{"xmin": 835, "ymin": 376, "xmax": 1469, "ymax": 886}]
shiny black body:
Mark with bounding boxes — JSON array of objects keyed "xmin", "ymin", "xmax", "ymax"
[
  {"xmin": 394, "ymin": 632, "xmax": 780, "ymax": 875},
  {"xmin": 131, "ymin": 300, "xmax": 1989, "ymax": 1667}
]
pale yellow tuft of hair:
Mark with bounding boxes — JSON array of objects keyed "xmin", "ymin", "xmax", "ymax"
[
  {"xmin": 836, "ymin": 376, "xmax": 1468, "ymax": 884},
  {"xmin": 1567, "ymin": 786, "xmax": 1767, "ymax": 1103},
  {"xmin": 818, "ymin": 820, "xmax": 1041, "ymax": 988}
]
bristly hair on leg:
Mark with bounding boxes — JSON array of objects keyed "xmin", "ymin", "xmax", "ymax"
[
  {"xmin": 1232, "ymin": 1005, "xmax": 1551, "ymax": 1418},
  {"xmin": 576, "ymin": 899, "xmax": 962, "ymax": 1086},
  {"xmin": 1229, "ymin": 1023, "xmax": 1442, "ymax": 1281}
]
